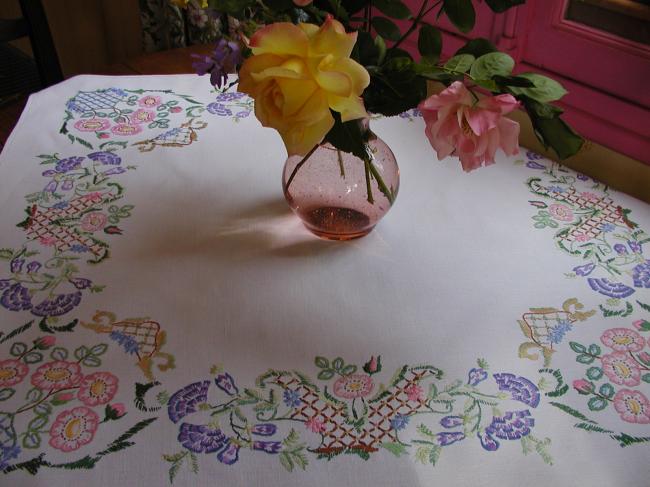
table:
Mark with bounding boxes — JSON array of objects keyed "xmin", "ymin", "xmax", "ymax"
[{"xmin": 0, "ymin": 74, "xmax": 649, "ymax": 486}]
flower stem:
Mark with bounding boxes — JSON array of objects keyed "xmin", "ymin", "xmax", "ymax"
[
  {"xmin": 284, "ymin": 144, "xmax": 319, "ymax": 193},
  {"xmin": 337, "ymin": 149, "xmax": 346, "ymax": 178},
  {"xmin": 366, "ymin": 156, "xmax": 395, "ymax": 205},
  {"xmin": 363, "ymin": 158, "xmax": 374, "ymax": 204},
  {"xmin": 390, "ymin": 0, "xmax": 432, "ymax": 52}
]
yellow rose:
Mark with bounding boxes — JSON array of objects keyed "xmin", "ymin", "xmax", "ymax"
[
  {"xmin": 171, "ymin": 0, "xmax": 208, "ymax": 8},
  {"xmin": 238, "ymin": 16, "xmax": 370, "ymax": 156}
]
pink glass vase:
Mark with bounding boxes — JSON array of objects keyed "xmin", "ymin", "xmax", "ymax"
[{"xmin": 282, "ymin": 128, "xmax": 399, "ymax": 240}]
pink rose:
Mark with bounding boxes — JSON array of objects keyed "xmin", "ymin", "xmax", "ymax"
[
  {"xmin": 98, "ymin": 133, "xmax": 110, "ymax": 139},
  {"xmin": 108, "ymin": 403, "xmax": 126, "ymax": 418},
  {"xmin": 418, "ymin": 81, "xmax": 520, "ymax": 172},
  {"xmin": 33, "ymin": 336, "xmax": 56, "ymax": 350},
  {"xmin": 405, "ymin": 384, "xmax": 424, "ymax": 402},
  {"xmin": 572, "ymin": 379, "xmax": 593, "ymax": 394},
  {"xmin": 170, "ymin": 106, "xmax": 183, "ymax": 113},
  {"xmin": 80, "ymin": 212, "xmax": 108, "ymax": 232}
]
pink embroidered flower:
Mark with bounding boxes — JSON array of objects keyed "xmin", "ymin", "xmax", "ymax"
[
  {"xmin": 31, "ymin": 361, "xmax": 82, "ymax": 390},
  {"xmin": 548, "ymin": 204, "xmax": 574, "ymax": 222},
  {"xmin": 305, "ymin": 417, "xmax": 326, "ymax": 433},
  {"xmin": 39, "ymin": 236, "xmax": 57, "ymax": 246},
  {"xmin": 0, "ymin": 359, "xmax": 29, "ymax": 387},
  {"xmin": 572, "ymin": 379, "xmax": 594, "ymax": 394},
  {"xmin": 601, "ymin": 328, "xmax": 645, "ymax": 352},
  {"xmin": 638, "ymin": 352, "xmax": 650, "ymax": 365},
  {"xmin": 138, "ymin": 95, "xmax": 161, "ymax": 108},
  {"xmin": 111, "ymin": 123, "xmax": 142, "ymax": 136},
  {"xmin": 632, "ymin": 319, "xmax": 647, "ymax": 331},
  {"xmin": 80, "ymin": 212, "xmax": 108, "ymax": 232},
  {"xmin": 418, "ymin": 81, "xmax": 520, "ymax": 172},
  {"xmin": 405, "ymin": 384, "xmax": 424, "ymax": 402},
  {"xmin": 74, "ymin": 118, "xmax": 110, "ymax": 132},
  {"xmin": 33, "ymin": 335, "xmax": 56, "ymax": 350},
  {"xmin": 108, "ymin": 403, "xmax": 126, "ymax": 417},
  {"xmin": 333, "ymin": 374, "xmax": 374, "ymax": 399},
  {"xmin": 77, "ymin": 371, "xmax": 118, "ymax": 406},
  {"xmin": 579, "ymin": 192, "xmax": 600, "ymax": 201},
  {"xmin": 170, "ymin": 106, "xmax": 183, "ymax": 113},
  {"xmin": 98, "ymin": 133, "xmax": 110, "ymax": 139},
  {"xmin": 613, "ymin": 389, "xmax": 650, "ymax": 424},
  {"xmin": 49, "ymin": 406, "xmax": 99, "ymax": 452},
  {"xmin": 601, "ymin": 352, "xmax": 641, "ymax": 386},
  {"xmin": 130, "ymin": 109, "xmax": 156, "ymax": 124},
  {"xmin": 573, "ymin": 233, "xmax": 591, "ymax": 242}
]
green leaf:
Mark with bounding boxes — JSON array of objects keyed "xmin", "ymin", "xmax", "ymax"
[
  {"xmin": 470, "ymin": 52, "xmax": 514, "ymax": 80},
  {"xmin": 324, "ymin": 113, "xmax": 369, "ymax": 160},
  {"xmin": 375, "ymin": 35, "xmax": 387, "ymax": 64},
  {"xmin": 569, "ymin": 341, "xmax": 587, "ymax": 354},
  {"xmin": 586, "ymin": 367, "xmax": 603, "ymax": 381},
  {"xmin": 380, "ymin": 441, "xmax": 408, "ymax": 457},
  {"xmin": 510, "ymin": 73, "xmax": 568, "ymax": 102},
  {"xmin": 642, "ymin": 373, "xmax": 650, "ymax": 384},
  {"xmin": 23, "ymin": 352, "xmax": 43, "ymax": 364},
  {"xmin": 428, "ymin": 445, "xmax": 441, "ymax": 466},
  {"xmin": 332, "ymin": 357, "xmax": 344, "ymax": 371},
  {"xmin": 10, "ymin": 342, "xmax": 27, "ymax": 357},
  {"xmin": 599, "ymin": 383, "xmax": 615, "ymax": 398},
  {"xmin": 0, "ymin": 248, "xmax": 14, "ymax": 260},
  {"xmin": 372, "ymin": 17, "xmax": 401, "ymax": 41},
  {"xmin": 50, "ymin": 347, "xmax": 69, "ymax": 361},
  {"xmin": 637, "ymin": 301, "xmax": 650, "ymax": 314},
  {"xmin": 341, "ymin": 364, "xmax": 358, "ymax": 376},
  {"xmin": 576, "ymin": 354, "xmax": 595, "ymax": 365},
  {"xmin": 549, "ymin": 401, "xmax": 596, "ymax": 423},
  {"xmin": 415, "ymin": 445, "xmax": 433, "ymax": 464},
  {"xmin": 353, "ymin": 31, "xmax": 380, "ymax": 66},
  {"xmin": 374, "ymin": 0, "xmax": 411, "ymax": 19},
  {"xmin": 587, "ymin": 396, "xmax": 608, "ymax": 411},
  {"xmin": 90, "ymin": 343, "xmax": 108, "ymax": 356},
  {"xmin": 315, "ymin": 356, "xmax": 330, "ymax": 369},
  {"xmin": 455, "ymin": 38, "xmax": 497, "ymax": 57},
  {"xmin": 22, "ymin": 431, "xmax": 41, "ymax": 449},
  {"xmin": 588, "ymin": 344, "xmax": 601, "ymax": 356},
  {"xmin": 27, "ymin": 415, "xmax": 49, "ymax": 432},
  {"xmin": 317, "ymin": 369, "xmax": 335, "ymax": 381},
  {"xmin": 365, "ymin": 57, "xmax": 427, "ymax": 115},
  {"xmin": 484, "ymin": 0, "xmax": 525, "ymax": 12},
  {"xmin": 444, "ymin": 54, "xmax": 475, "ymax": 73},
  {"xmin": 279, "ymin": 452, "xmax": 294, "ymax": 472},
  {"xmin": 418, "ymin": 23, "xmax": 442, "ymax": 63},
  {"xmin": 0, "ymin": 320, "xmax": 33, "ymax": 344},
  {"xmin": 443, "ymin": 0, "xmax": 475, "ymax": 33},
  {"xmin": 33, "ymin": 402, "xmax": 51, "ymax": 417},
  {"xmin": 0, "ymin": 388, "xmax": 15, "ymax": 401}
]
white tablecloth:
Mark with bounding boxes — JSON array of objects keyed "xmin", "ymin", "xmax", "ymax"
[{"xmin": 0, "ymin": 74, "xmax": 649, "ymax": 486}]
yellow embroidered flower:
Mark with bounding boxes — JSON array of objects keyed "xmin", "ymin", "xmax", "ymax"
[{"xmin": 238, "ymin": 16, "xmax": 370, "ymax": 156}]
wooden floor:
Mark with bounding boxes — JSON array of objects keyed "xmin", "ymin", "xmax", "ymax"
[{"xmin": 0, "ymin": 44, "xmax": 213, "ymax": 151}]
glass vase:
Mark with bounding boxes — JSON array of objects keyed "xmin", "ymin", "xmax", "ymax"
[{"xmin": 282, "ymin": 127, "xmax": 399, "ymax": 240}]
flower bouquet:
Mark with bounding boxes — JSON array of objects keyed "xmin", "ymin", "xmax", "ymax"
[{"xmin": 181, "ymin": 0, "xmax": 584, "ymax": 238}]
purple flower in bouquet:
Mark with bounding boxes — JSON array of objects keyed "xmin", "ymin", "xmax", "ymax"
[
  {"xmin": 192, "ymin": 39, "xmax": 242, "ymax": 89},
  {"xmin": 215, "ymin": 372, "xmax": 239, "ymax": 396},
  {"xmin": 436, "ymin": 431, "xmax": 465, "ymax": 446},
  {"xmin": 493, "ymin": 373, "xmax": 540, "ymax": 407},
  {"xmin": 467, "ymin": 367, "xmax": 488, "ymax": 386},
  {"xmin": 217, "ymin": 441, "xmax": 240, "ymax": 465},
  {"xmin": 440, "ymin": 416, "xmax": 464, "ymax": 428},
  {"xmin": 88, "ymin": 151, "xmax": 122, "ymax": 165},
  {"xmin": 251, "ymin": 423, "xmax": 277, "ymax": 436},
  {"xmin": 178, "ymin": 423, "xmax": 228, "ymax": 453},
  {"xmin": 632, "ymin": 260, "xmax": 650, "ymax": 288},
  {"xmin": 31, "ymin": 291, "xmax": 82, "ymax": 317},
  {"xmin": 252, "ymin": 441, "xmax": 282, "ymax": 454},
  {"xmin": 26, "ymin": 261, "xmax": 41, "ymax": 273},
  {"xmin": 10, "ymin": 259, "xmax": 24, "ymax": 273},
  {"xmin": 0, "ymin": 283, "xmax": 32, "ymax": 311},
  {"xmin": 573, "ymin": 263, "xmax": 595, "ymax": 276},
  {"xmin": 55, "ymin": 156, "xmax": 84, "ymax": 173},
  {"xmin": 168, "ymin": 380, "xmax": 210, "ymax": 423}
]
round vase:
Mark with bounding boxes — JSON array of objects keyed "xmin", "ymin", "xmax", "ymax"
[{"xmin": 282, "ymin": 129, "xmax": 399, "ymax": 240}]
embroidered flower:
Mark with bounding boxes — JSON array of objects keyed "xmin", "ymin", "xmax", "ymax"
[
  {"xmin": 405, "ymin": 384, "xmax": 424, "ymax": 402},
  {"xmin": 55, "ymin": 156, "xmax": 85, "ymax": 173},
  {"xmin": 215, "ymin": 373, "xmax": 238, "ymax": 396},
  {"xmin": 26, "ymin": 261, "xmax": 42, "ymax": 273},
  {"xmin": 0, "ymin": 445, "xmax": 21, "ymax": 470},
  {"xmin": 87, "ymin": 151, "xmax": 121, "ymax": 165},
  {"xmin": 31, "ymin": 361, "xmax": 82, "ymax": 390},
  {"xmin": 111, "ymin": 123, "xmax": 142, "ymax": 136},
  {"xmin": 251, "ymin": 423, "xmax": 277, "ymax": 436},
  {"xmin": 0, "ymin": 359, "xmax": 29, "ymax": 386},
  {"xmin": 206, "ymin": 102, "xmax": 232, "ymax": 116},
  {"xmin": 74, "ymin": 118, "xmax": 111, "ymax": 132},
  {"xmin": 493, "ymin": 373, "xmax": 540, "ymax": 407},
  {"xmin": 31, "ymin": 291, "xmax": 82, "ymax": 317},
  {"xmin": 628, "ymin": 241, "xmax": 642, "ymax": 254},
  {"xmin": 600, "ymin": 223, "xmax": 616, "ymax": 233},
  {"xmin": 170, "ymin": 106, "xmax": 183, "ymax": 113},
  {"xmin": 69, "ymin": 277, "xmax": 92, "ymax": 289},
  {"xmin": 107, "ymin": 403, "xmax": 126, "ymax": 418},
  {"xmin": 49, "ymin": 406, "xmax": 99, "ymax": 452},
  {"xmin": 252, "ymin": 441, "xmax": 282, "ymax": 454},
  {"xmin": 572, "ymin": 379, "xmax": 594, "ymax": 395},
  {"xmin": 0, "ymin": 283, "xmax": 32, "ymax": 311},
  {"xmin": 479, "ymin": 410, "xmax": 534, "ymax": 451},
  {"xmin": 601, "ymin": 352, "xmax": 641, "ymax": 386},
  {"xmin": 613, "ymin": 389, "xmax": 650, "ymax": 424},
  {"xmin": 131, "ymin": 109, "xmax": 156, "ymax": 124},
  {"xmin": 467, "ymin": 368, "xmax": 488, "ymax": 386},
  {"xmin": 614, "ymin": 244, "xmax": 628, "ymax": 255},
  {"xmin": 217, "ymin": 441, "xmax": 240, "ymax": 465},
  {"xmin": 39, "ymin": 236, "xmax": 56, "ymax": 246},
  {"xmin": 81, "ymin": 212, "xmax": 108, "ymax": 232},
  {"xmin": 548, "ymin": 204, "xmax": 573, "ymax": 222},
  {"xmin": 10, "ymin": 259, "xmax": 24, "ymax": 273},
  {"xmin": 77, "ymin": 371, "xmax": 118, "ymax": 406},
  {"xmin": 587, "ymin": 278, "xmax": 635, "ymax": 299},
  {"xmin": 572, "ymin": 263, "xmax": 595, "ymax": 276},
  {"xmin": 440, "ymin": 416, "xmax": 464, "ymax": 428},
  {"xmin": 33, "ymin": 335, "xmax": 56, "ymax": 350},
  {"xmin": 305, "ymin": 417, "xmax": 326, "ymax": 433},
  {"xmin": 333, "ymin": 373, "xmax": 374, "ymax": 399},
  {"xmin": 168, "ymin": 381, "xmax": 210, "ymax": 423},
  {"xmin": 547, "ymin": 185, "xmax": 565, "ymax": 193},
  {"xmin": 109, "ymin": 331, "xmax": 139, "ymax": 355},
  {"xmin": 390, "ymin": 414, "xmax": 409, "ymax": 431},
  {"xmin": 601, "ymin": 328, "xmax": 645, "ymax": 352},
  {"xmin": 632, "ymin": 260, "xmax": 650, "ymax": 288},
  {"xmin": 436, "ymin": 431, "xmax": 465, "ymax": 446},
  {"xmin": 283, "ymin": 389, "xmax": 302, "ymax": 408},
  {"xmin": 216, "ymin": 92, "xmax": 245, "ymax": 102},
  {"xmin": 548, "ymin": 320, "xmax": 573, "ymax": 344},
  {"xmin": 138, "ymin": 95, "xmax": 161, "ymax": 107},
  {"xmin": 178, "ymin": 423, "xmax": 228, "ymax": 453}
]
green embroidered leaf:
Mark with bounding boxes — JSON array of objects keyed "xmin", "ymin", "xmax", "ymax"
[
  {"xmin": 314, "ymin": 356, "xmax": 329, "ymax": 369},
  {"xmin": 9, "ymin": 342, "xmax": 27, "ymax": 357},
  {"xmin": 23, "ymin": 352, "xmax": 43, "ymax": 364},
  {"xmin": 25, "ymin": 387, "xmax": 43, "ymax": 403},
  {"xmin": 340, "ymin": 364, "xmax": 357, "ymax": 376},
  {"xmin": 27, "ymin": 415, "xmax": 49, "ymax": 432},
  {"xmin": 587, "ymin": 397, "xmax": 608, "ymax": 411},
  {"xmin": 22, "ymin": 431, "xmax": 41, "ymax": 449},
  {"xmin": 380, "ymin": 442, "xmax": 408, "ymax": 457},
  {"xmin": 332, "ymin": 357, "xmax": 344, "ymax": 371},
  {"xmin": 33, "ymin": 402, "xmax": 52, "ymax": 417},
  {"xmin": 75, "ymin": 137, "xmax": 93, "ymax": 149},
  {"xmin": 0, "ymin": 321, "xmax": 32, "ymax": 345},
  {"xmin": 344, "ymin": 448, "xmax": 370, "ymax": 461},
  {"xmin": 612, "ymin": 432, "xmax": 650, "ymax": 447},
  {"xmin": 279, "ymin": 452, "xmax": 294, "ymax": 472},
  {"xmin": 317, "ymin": 369, "xmax": 335, "ymax": 381},
  {"xmin": 0, "ymin": 248, "xmax": 14, "ymax": 260},
  {"xmin": 50, "ymin": 347, "xmax": 69, "ymax": 361},
  {"xmin": 428, "ymin": 383, "xmax": 438, "ymax": 399},
  {"xmin": 641, "ymin": 373, "xmax": 650, "ymax": 384},
  {"xmin": 636, "ymin": 301, "xmax": 650, "ymax": 314},
  {"xmin": 89, "ymin": 343, "xmax": 108, "ymax": 356},
  {"xmin": 576, "ymin": 354, "xmax": 595, "ymax": 365},
  {"xmin": 574, "ymin": 422, "xmax": 613, "ymax": 434},
  {"xmin": 415, "ymin": 445, "xmax": 433, "ymax": 465},
  {"xmin": 428, "ymin": 445, "xmax": 441, "ymax": 466},
  {"xmin": 586, "ymin": 367, "xmax": 603, "ymax": 381},
  {"xmin": 417, "ymin": 423, "xmax": 436, "ymax": 439},
  {"xmin": 0, "ymin": 388, "xmax": 15, "ymax": 401},
  {"xmin": 135, "ymin": 381, "xmax": 162, "ymax": 412},
  {"xmin": 587, "ymin": 344, "xmax": 601, "ymax": 356},
  {"xmin": 549, "ymin": 401, "xmax": 596, "ymax": 423}
]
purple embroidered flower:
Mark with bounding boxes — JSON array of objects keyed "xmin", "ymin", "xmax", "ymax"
[
  {"xmin": 526, "ymin": 150, "xmax": 544, "ymax": 160},
  {"xmin": 61, "ymin": 179, "xmax": 74, "ymax": 191},
  {"xmin": 576, "ymin": 172, "xmax": 589, "ymax": 180},
  {"xmin": 0, "ymin": 445, "xmax": 21, "ymax": 470},
  {"xmin": 390, "ymin": 414, "xmax": 409, "ymax": 431},
  {"xmin": 235, "ymin": 110, "xmax": 250, "ymax": 118},
  {"xmin": 69, "ymin": 277, "xmax": 92, "ymax": 289},
  {"xmin": 548, "ymin": 320, "xmax": 573, "ymax": 344},
  {"xmin": 178, "ymin": 423, "xmax": 228, "ymax": 453},
  {"xmin": 547, "ymin": 185, "xmax": 565, "ymax": 193},
  {"xmin": 44, "ymin": 180, "xmax": 58, "ymax": 193},
  {"xmin": 587, "ymin": 278, "xmax": 635, "ymax": 298},
  {"xmin": 66, "ymin": 100, "xmax": 81, "ymax": 113},
  {"xmin": 628, "ymin": 240, "xmax": 642, "ymax": 254},
  {"xmin": 192, "ymin": 39, "xmax": 243, "ymax": 89},
  {"xmin": 10, "ymin": 259, "xmax": 24, "ymax": 273},
  {"xmin": 478, "ymin": 410, "xmax": 534, "ymax": 451},
  {"xmin": 436, "ymin": 431, "xmax": 465, "ymax": 446},
  {"xmin": 206, "ymin": 103, "xmax": 232, "ymax": 117},
  {"xmin": 440, "ymin": 416, "xmax": 464, "ymax": 428},
  {"xmin": 477, "ymin": 431, "xmax": 499, "ymax": 451},
  {"xmin": 52, "ymin": 201, "xmax": 69, "ymax": 210},
  {"xmin": 467, "ymin": 368, "xmax": 488, "ymax": 386},
  {"xmin": 70, "ymin": 244, "xmax": 89, "ymax": 253},
  {"xmin": 215, "ymin": 373, "xmax": 238, "ymax": 396},
  {"xmin": 412, "ymin": 108, "xmax": 422, "ymax": 117},
  {"xmin": 573, "ymin": 263, "xmax": 595, "ymax": 276},
  {"xmin": 0, "ymin": 280, "xmax": 10, "ymax": 290},
  {"xmin": 632, "ymin": 260, "xmax": 650, "ymax": 288},
  {"xmin": 55, "ymin": 156, "xmax": 84, "ymax": 173},
  {"xmin": 31, "ymin": 291, "xmax": 82, "ymax": 317},
  {"xmin": 25, "ymin": 261, "xmax": 41, "ymax": 273},
  {"xmin": 252, "ymin": 441, "xmax": 282, "ymax": 454},
  {"xmin": 283, "ymin": 389, "xmax": 301, "ymax": 408},
  {"xmin": 215, "ymin": 92, "xmax": 245, "ymax": 102},
  {"xmin": 168, "ymin": 381, "xmax": 210, "ymax": 423},
  {"xmin": 493, "ymin": 373, "xmax": 540, "ymax": 407},
  {"xmin": 107, "ymin": 88, "xmax": 128, "ymax": 98},
  {"xmin": 217, "ymin": 441, "xmax": 240, "ymax": 465},
  {"xmin": 526, "ymin": 161, "xmax": 546, "ymax": 170},
  {"xmin": 600, "ymin": 223, "xmax": 616, "ymax": 233},
  {"xmin": 251, "ymin": 423, "xmax": 277, "ymax": 436},
  {"xmin": 88, "ymin": 151, "xmax": 121, "ymax": 165},
  {"xmin": 42, "ymin": 169, "xmax": 57, "ymax": 177},
  {"xmin": 613, "ymin": 244, "xmax": 628, "ymax": 255},
  {"xmin": 0, "ymin": 283, "xmax": 32, "ymax": 311},
  {"xmin": 398, "ymin": 111, "xmax": 411, "ymax": 119},
  {"xmin": 102, "ymin": 167, "xmax": 127, "ymax": 176},
  {"xmin": 109, "ymin": 331, "xmax": 139, "ymax": 355}
]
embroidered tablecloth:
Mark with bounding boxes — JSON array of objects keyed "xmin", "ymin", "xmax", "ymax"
[{"xmin": 0, "ymin": 74, "xmax": 649, "ymax": 486}]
